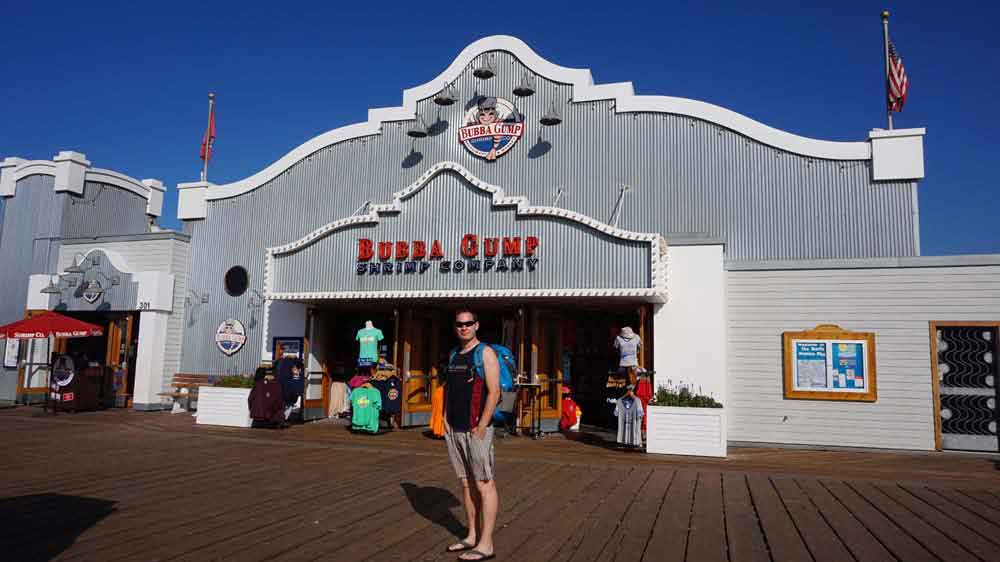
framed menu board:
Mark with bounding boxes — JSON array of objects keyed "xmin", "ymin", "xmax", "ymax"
[{"xmin": 782, "ymin": 324, "xmax": 877, "ymax": 402}]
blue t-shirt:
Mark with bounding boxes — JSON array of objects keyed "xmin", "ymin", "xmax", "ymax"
[
  {"xmin": 373, "ymin": 377, "xmax": 402, "ymax": 414},
  {"xmin": 356, "ymin": 327, "xmax": 384, "ymax": 361}
]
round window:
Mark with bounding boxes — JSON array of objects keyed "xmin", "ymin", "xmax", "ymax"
[{"xmin": 224, "ymin": 266, "xmax": 249, "ymax": 297}]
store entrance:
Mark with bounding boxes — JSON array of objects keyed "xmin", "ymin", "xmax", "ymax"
[
  {"xmin": 557, "ymin": 306, "xmax": 650, "ymax": 430},
  {"xmin": 54, "ymin": 311, "xmax": 139, "ymax": 408},
  {"xmin": 306, "ymin": 301, "xmax": 653, "ymax": 435}
]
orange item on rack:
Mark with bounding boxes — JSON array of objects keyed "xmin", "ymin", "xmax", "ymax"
[{"xmin": 429, "ymin": 383, "xmax": 445, "ymax": 437}]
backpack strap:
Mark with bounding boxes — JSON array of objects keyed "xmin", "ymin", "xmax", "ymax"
[{"xmin": 472, "ymin": 342, "xmax": 485, "ymax": 379}]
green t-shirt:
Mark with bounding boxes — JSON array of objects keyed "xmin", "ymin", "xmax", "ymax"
[
  {"xmin": 356, "ymin": 327, "xmax": 384, "ymax": 361},
  {"xmin": 351, "ymin": 386, "xmax": 382, "ymax": 433}
]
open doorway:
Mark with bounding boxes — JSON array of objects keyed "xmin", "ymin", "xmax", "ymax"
[{"xmin": 56, "ymin": 311, "xmax": 139, "ymax": 408}]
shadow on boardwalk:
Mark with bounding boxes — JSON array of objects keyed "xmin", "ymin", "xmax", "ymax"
[{"xmin": 0, "ymin": 494, "xmax": 116, "ymax": 562}]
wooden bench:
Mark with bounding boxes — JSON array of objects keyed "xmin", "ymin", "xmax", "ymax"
[{"xmin": 158, "ymin": 374, "xmax": 214, "ymax": 411}]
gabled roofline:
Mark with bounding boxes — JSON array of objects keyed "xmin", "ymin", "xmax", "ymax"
[
  {"xmin": 191, "ymin": 35, "xmax": 880, "ymax": 206},
  {"xmin": 0, "ymin": 151, "xmax": 164, "ymax": 217}
]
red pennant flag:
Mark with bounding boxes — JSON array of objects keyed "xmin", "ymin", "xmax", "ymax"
[{"xmin": 200, "ymin": 104, "xmax": 216, "ymax": 162}]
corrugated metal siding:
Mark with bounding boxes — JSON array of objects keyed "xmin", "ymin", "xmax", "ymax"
[
  {"xmin": 274, "ymin": 172, "xmax": 650, "ymax": 294},
  {"xmin": 0, "ymin": 174, "xmax": 64, "ymax": 325},
  {"xmin": 180, "ymin": 50, "xmax": 918, "ymax": 375},
  {"xmin": 204, "ymin": 50, "xmax": 917, "ymax": 262},
  {"xmin": 61, "ymin": 181, "xmax": 150, "ymax": 238},
  {"xmin": 48, "ymin": 249, "xmax": 138, "ymax": 312},
  {"xmin": 726, "ymin": 265, "xmax": 1000, "ymax": 450}
]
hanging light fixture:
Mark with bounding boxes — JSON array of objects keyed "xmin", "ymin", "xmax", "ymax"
[
  {"xmin": 40, "ymin": 276, "xmax": 61, "ymax": 294},
  {"xmin": 433, "ymin": 82, "xmax": 457, "ymax": 106},
  {"xmin": 539, "ymin": 101, "xmax": 562, "ymax": 126},
  {"xmin": 65, "ymin": 255, "xmax": 85, "ymax": 274},
  {"xmin": 473, "ymin": 56, "xmax": 495, "ymax": 80},
  {"xmin": 407, "ymin": 115, "xmax": 428, "ymax": 138},
  {"xmin": 513, "ymin": 72, "xmax": 535, "ymax": 97}
]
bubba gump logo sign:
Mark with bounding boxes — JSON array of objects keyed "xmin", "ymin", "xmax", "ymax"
[
  {"xmin": 458, "ymin": 97, "xmax": 524, "ymax": 161},
  {"xmin": 215, "ymin": 319, "xmax": 247, "ymax": 356},
  {"xmin": 357, "ymin": 235, "xmax": 539, "ymax": 276}
]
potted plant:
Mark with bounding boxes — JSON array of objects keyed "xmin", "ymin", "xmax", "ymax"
[
  {"xmin": 196, "ymin": 374, "xmax": 254, "ymax": 428},
  {"xmin": 645, "ymin": 381, "xmax": 726, "ymax": 458}
]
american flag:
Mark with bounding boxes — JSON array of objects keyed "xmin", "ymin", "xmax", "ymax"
[{"xmin": 887, "ymin": 40, "xmax": 909, "ymax": 112}]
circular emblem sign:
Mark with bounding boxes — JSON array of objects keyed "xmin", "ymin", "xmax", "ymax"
[
  {"xmin": 82, "ymin": 280, "xmax": 103, "ymax": 304},
  {"xmin": 458, "ymin": 96, "xmax": 524, "ymax": 160},
  {"xmin": 215, "ymin": 319, "xmax": 247, "ymax": 356},
  {"xmin": 52, "ymin": 355, "xmax": 76, "ymax": 387}
]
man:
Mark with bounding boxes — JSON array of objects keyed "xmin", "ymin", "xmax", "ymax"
[{"xmin": 444, "ymin": 308, "xmax": 501, "ymax": 561}]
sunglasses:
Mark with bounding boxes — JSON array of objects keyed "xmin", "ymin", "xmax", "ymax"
[{"xmin": 454, "ymin": 320, "xmax": 477, "ymax": 328}]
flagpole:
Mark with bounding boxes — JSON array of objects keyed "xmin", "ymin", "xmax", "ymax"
[
  {"xmin": 201, "ymin": 92, "xmax": 215, "ymax": 182},
  {"xmin": 881, "ymin": 10, "xmax": 893, "ymax": 130}
]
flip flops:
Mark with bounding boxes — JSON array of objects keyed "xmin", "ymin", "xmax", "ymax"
[
  {"xmin": 446, "ymin": 540, "xmax": 475, "ymax": 553},
  {"xmin": 458, "ymin": 550, "xmax": 495, "ymax": 561}
]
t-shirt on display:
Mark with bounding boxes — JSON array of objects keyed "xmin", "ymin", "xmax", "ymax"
[{"xmin": 356, "ymin": 327, "xmax": 384, "ymax": 361}]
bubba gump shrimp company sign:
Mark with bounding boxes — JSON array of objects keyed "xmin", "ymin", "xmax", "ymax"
[
  {"xmin": 356, "ymin": 235, "xmax": 539, "ymax": 276},
  {"xmin": 458, "ymin": 97, "xmax": 524, "ymax": 161}
]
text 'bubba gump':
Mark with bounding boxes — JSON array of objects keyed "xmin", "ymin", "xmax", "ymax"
[{"xmin": 356, "ymin": 235, "xmax": 539, "ymax": 275}]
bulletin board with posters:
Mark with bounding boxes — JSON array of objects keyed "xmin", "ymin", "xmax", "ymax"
[{"xmin": 782, "ymin": 324, "xmax": 877, "ymax": 402}]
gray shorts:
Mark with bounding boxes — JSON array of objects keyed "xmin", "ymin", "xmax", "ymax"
[{"xmin": 445, "ymin": 427, "xmax": 496, "ymax": 481}]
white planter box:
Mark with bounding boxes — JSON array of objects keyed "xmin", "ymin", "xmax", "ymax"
[
  {"xmin": 196, "ymin": 387, "xmax": 252, "ymax": 428},
  {"xmin": 646, "ymin": 406, "xmax": 727, "ymax": 458}
]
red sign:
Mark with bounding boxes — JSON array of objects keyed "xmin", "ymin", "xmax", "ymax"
[{"xmin": 357, "ymin": 236, "xmax": 538, "ymax": 261}]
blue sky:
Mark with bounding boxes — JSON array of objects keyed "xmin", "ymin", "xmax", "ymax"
[{"xmin": 2, "ymin": 1, "xmax": 997, "ymax": 255}]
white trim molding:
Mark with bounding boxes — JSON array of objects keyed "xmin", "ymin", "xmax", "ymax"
[
  {"xmin": 0, "ymin": 151, "xmax": 164, "ymax": 216},
  {"xmin": 270, "ymin": 288, "xmax": 666, "ymax": 302},
  {"xmin": 264, "ymin": 161, "xmax": 668, "ymax": 301},
  {"xmin": 184, "ymin": 35, "xmax": 883, "ymax": 209}
]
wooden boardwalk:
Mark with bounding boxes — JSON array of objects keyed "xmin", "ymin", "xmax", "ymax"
[{"xmin": 1, "ymin": 408, "xmax": 999, "ymax": 562}]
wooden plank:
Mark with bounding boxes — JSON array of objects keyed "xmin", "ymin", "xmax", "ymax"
[
  {"xmin": 641, "ymin": 469, "xmax": 697, "ymax": 562},
  {"xmin": 746, "ymin": 474, "xmax": 811, "ymax": 562},
  {"xmin": 821, "ymin": 480, "xmax": 936, "ymax": 562},
  {"xmin": 927, "ymin": 321, "xmax": 943, "ymax": 450},
  {"xmin": 566, "ymin": 467, "xmax": 653, "ymax": 562},
  {"xmin": 722, "ymin": 472, "xmax": 770, "ymax": 562},
  {"xmin": 607, "ymin": 469, "xmax": 674, "ymax": 561},
  {"xmin": 875, "ymin": 483, "xmax": 1000, "ymax": 562},
  {"xmin": 901, "ymin": 485, "xmax": 1000, "ymax": 549},
  {"xmin": 168, "ymin": 458, "xmax": 456, "ymax": 562},
  {"xmin": 685, "ymin": 472, "xmax": 728, "ymax": 562},
  {"xmin": 771, "ymin": 477, "xmax": 851, "ymax": 562},
  {"xmin": 958, "ymin": 488, "xmax": 1000, "ymax": 512},
  {"xmin": 67, "ymin": 453, "xmax": 436, "ymax": 562},
  {"xmin": 505, "ymin": 467, "xmax": 630, "ymax": 562},
  {"xmin": 482, "ymin": 467, "xmax": 607, "ymax": 561},
  {"xmin": 796, "ymin": 478, "xmax": 894, "ymax": 562},
  {"xmin": 927, "ymin": 487, "xmax": 1000, "ymax": 527},
  {"xmin": 384, "ymin": 461, "xmax": 568, "ymax": 562},
  {"xmin": 853, "ymin": 481, "xmax": 977, "ymax": 562}
]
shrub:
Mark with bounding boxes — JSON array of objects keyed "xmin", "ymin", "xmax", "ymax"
[
  {"xmin": 213, "ymin": 375, "xmax": 253, "ymax": 389},
  {"xmin": 653, "ymin": 385, "xmax": 722, "ymax": 408}
]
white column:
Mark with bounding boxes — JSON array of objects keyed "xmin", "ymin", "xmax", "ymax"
[
  {"xmin": 53, "ymin": 151, "xmax": 90, "ymax": 195},
  {"xmin": 655, "ymin": 245, "xmax": 727, "ymax": 405},
  {"xmin": 132, "ymin": 310, "xmax": 170, "ymax": 410}
]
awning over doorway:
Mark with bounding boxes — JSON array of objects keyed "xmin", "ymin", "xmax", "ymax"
[{"xmin": 0, "ymin": 311, "xmax": 104, "ymax": 339}]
